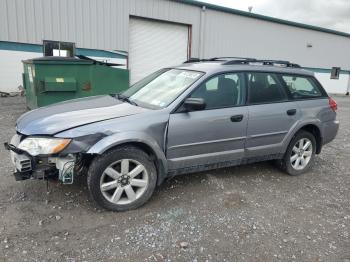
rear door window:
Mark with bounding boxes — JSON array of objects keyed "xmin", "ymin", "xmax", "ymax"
[
  {"xmin": 281, "ymin": 75, "xmax": 324, "ymax": 99},
  {"xmin": 247, "ymin": 72, "xmax": 287, "ymax": 104}
]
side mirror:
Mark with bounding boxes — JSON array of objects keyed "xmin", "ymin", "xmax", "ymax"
[{"xmin": 183, "ymin": 98, "xmax": 206, "ymax": 112}]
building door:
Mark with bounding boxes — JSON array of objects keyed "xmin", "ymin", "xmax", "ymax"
[{"xmin": 129, "ymin": 17, "xmax": 189, "ymax": 84}]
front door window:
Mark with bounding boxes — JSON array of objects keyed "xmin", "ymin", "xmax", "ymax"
[{"xmin": 190, "ymin": 73, "xmax": 245, "ymax": 109}]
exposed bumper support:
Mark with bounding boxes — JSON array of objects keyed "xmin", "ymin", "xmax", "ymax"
[
  {"xmin": 50, "ymin": 156, "xmax": 76, "ymax": 184},
  {"xmin": 13, "ymin": 170, "xmax": 32, "ymax": 181},
  {"xmin": 4, "ymin": 141, "xmax": 76, "ymax": 184}
]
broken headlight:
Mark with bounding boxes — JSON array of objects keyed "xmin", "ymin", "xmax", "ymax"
[{"xmin": 18, "ymin": 137, "xmax": 71, "ymax": 156}]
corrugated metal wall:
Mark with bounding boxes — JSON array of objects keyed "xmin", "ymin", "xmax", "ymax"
[
  {"xmin": 0, "ymin": 0, "xmax": 201, "ymax": 56},
  {"xmin": 1, "ymin": 0, "xmax": 350, "ymax": 69},
  {"xmin": 202, "ymin": 9, "xmax": 350, "ymax": 69}
]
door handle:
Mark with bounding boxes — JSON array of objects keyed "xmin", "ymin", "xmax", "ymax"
[
  {"xmin": 230, "ymin": 114, "xmax": 243, "ymax": 122},
  {"xmin": 287, "ymin": 109, "xmax": 297, "ymax": 116}
]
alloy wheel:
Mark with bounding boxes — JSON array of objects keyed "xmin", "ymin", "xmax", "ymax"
[
  {"xmin": 100, "ymin": 159, "xmax": 149, "ymax": 205},
  {"xmin": 290, "ymin": 138, "xmax": 313, "ymax": 170}
]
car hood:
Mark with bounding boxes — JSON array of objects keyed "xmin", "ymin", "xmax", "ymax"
[{"xmin": 16, "ymin": 95, "xmax": 149, "ymax": 135}]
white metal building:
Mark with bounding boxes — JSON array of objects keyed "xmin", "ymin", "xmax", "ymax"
[{"xmin": 0, "ymin": 0, "xmax": 350, "ymax": 94}]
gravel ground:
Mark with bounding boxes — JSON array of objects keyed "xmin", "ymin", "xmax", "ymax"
[{"xmin": 0, "ymin": 96, "xmax": 349, "ymax": 262}]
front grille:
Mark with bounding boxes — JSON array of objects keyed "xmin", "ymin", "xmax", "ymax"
[
  {"xmin": 19, "ymin": 159, "xmax": 32, "ymax": 172},
  {"xmin": 14, "ymin": 153, "xmax": 32, "ymax": 172}
]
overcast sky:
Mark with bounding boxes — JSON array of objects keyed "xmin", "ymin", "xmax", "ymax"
[{"xmin": 196, "ymin": 0, "xmax": 350, "ymax": 33}]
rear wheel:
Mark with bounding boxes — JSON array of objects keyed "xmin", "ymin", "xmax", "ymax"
[
  {"xmin": 280, "ymin": 130, "xmax": 316, "ymax": 176},
  {"xmin": 87, "ymin": 146, "xmax": 157, "ymax": 211}
]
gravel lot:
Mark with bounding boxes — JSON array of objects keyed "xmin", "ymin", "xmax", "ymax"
[{"xmin": 0, "ymin": 96, "xmax": 349, "ymax": 262}]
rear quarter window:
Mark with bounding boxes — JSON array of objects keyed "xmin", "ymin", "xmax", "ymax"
[{"xmin": 281, "ymin": 75, "xmax": 325, "ymax": 99}]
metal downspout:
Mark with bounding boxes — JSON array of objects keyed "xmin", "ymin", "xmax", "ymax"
[
  {"xmin": 346, "ymin": 72, "xmax": 350, "ymax": 95},
  {"xmin": 199, "ymin": 5, "xmax": 206, "ymax": 59}
]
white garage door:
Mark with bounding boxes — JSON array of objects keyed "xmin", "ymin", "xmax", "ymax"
[{"xmin": 129, "ymin": 17, "xmax": 189, "ymax": 84}]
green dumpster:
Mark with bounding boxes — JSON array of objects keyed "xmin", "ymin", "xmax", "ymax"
[{"xmin": 22, "ymin": 56, "xmax": 129, "ymax": 109}]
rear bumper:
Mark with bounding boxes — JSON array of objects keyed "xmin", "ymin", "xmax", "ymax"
[{"xmin": 322, "ymin": 120, "xmax": 339, "ymax": 145}]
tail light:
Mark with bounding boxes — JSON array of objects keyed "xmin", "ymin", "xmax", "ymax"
[{"xmin": 328, "ymin": 97, "xmax": 337, "ymax": 112}]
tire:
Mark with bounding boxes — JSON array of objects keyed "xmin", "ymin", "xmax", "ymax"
[
  {"xmin": 87, "ymin": 146, "xmax": 157, "ymax": 211},
  {"xmin": 280, "ymin": 130, "xmax": 316, "ymax": 176}
]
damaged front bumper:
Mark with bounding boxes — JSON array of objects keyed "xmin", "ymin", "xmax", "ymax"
[{"xmin": 4, "ymin": 135, "xmax": 76, "ymax": 184}]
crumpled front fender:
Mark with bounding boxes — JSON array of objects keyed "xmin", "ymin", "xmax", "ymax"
[{"xmin": 87, "ymin": 131, "xmax": 168, "ymax": 183}]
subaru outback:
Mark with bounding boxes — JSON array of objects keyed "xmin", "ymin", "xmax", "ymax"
[{"xmin": 5, "ymin": 58, "xmax": 339, "ymax": 211}]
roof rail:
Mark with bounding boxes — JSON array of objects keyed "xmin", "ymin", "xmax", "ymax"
[
  {"xmin": 183, "ymin": 58, "xmax": 202, "ymax": 63},
  {"xmin": 209, "ymin": 56, "xmax": 256, "ymax": 61},
  {"xmin": 183, "ymin": 57, "xmax": 301, "ymax": 68},
  {"xmin": 223, "ymin": 59, "xmax": 301, "ymax": 68},
  {"xmin": 183, "ymin": 56, "xmax": 255, "ymax": 63}
]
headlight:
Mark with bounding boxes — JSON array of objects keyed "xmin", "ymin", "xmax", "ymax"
[{"xmin": 18, "ymin": 137, "xmax": 71, "ymax": 156}]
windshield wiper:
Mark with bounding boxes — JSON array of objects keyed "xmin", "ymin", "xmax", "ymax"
[{"xmin": 113, "ymin": 93, "xmax": 138, "ymax": 106}]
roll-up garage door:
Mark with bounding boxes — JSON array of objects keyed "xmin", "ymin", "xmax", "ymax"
[{"xmin": 129, "ymin": 17, "xmax": 189, "ymax": 84}]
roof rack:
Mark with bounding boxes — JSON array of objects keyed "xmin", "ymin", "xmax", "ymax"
[
  {"xmin": 209, "ymin": 56, "xmax": 256, "ymax": 61},
  {"xmin": 183, "ymin": 56, "xmax": 254, "ymax": 63},
  {"xmin": 222, "ymin": 59, "xmax": 301, "ymax": 68},
  {"xmin": 183, "ymin": 57, "xmax": 301, "ymax": 68},
  {"xmin": 183, "ymin": 58, "xmax": 205, "ymax": 63}
]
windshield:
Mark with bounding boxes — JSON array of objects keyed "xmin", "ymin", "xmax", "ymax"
[{"xmin": 122, "ymin": 69, "xmax": 204, "ymax": 109}]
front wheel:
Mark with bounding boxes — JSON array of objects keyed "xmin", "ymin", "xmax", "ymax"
[
  {"xmin": 280, "ymin": 130, "xmax": 316, "ymax": 176},
  {"xmin": 87, "ymin": 146, "xmax": 157, "ymax": 211}
]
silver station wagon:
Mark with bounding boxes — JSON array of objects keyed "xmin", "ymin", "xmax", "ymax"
[{"xmin": 5, "ymin": 58, "xmax": 339, "ymax": 211}]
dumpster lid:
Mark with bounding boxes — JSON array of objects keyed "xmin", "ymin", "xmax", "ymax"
[
  {"xmin": 75, "ymin": 55, "xmax": 124, "ymax": 66},
  {"xmin": 23, "ymin": 56, "xmax": 125, "ymax": 66},
  {"xmin": 23, "ymin": 56, "xmax": 94, "ymax": 65}
]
